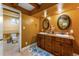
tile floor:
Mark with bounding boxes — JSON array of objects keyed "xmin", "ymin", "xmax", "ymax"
[
  {"xmin": 26, "ymin": 43, "xmax": 53, "ymax": 56},
  {"xmin": 3, "ymin": 40, "xmax": 20, "ymax": 56},
  {"xmin": 3, "ymin": 42, "xmax": 53, "ymax": 56},
  {"xmin": 3, "ymin": 40, "xmax": 33, "ymax": 56},
  {"xmin": 3, "ymin": 41, "xmax": 79, "ymax": 56}
]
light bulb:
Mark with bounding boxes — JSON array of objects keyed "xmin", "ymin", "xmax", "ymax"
[
  {"xmin": 47, "ymin": 17, "xmax": 51, "ymax": 20},
  {"xmin": 70, "ymin": 29, "xmax": 74, "ymax": 34}
]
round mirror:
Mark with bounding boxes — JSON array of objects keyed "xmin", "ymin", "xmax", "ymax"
[
  {"xmin": 57, "ymin": 14, "xmax": 71, "ymax": 30},
  {"xmin": 42, "ymin": 18, "xmax": 50, "ymax": 30}
]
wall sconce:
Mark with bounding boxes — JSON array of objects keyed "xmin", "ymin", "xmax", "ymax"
[
  {"xmin": 47, "ymin": 16, "xmax": 51, "ymax": 20},
  {"xmin": 23, "ymin": 26, "xmax": 26, "ymax": 30},
  {"xmin": 70, "ymin": 29, "xmax": 74, "ymax": 34}
]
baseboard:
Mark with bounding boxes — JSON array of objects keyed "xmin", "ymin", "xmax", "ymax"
[{"xmin": 20, "ymin": 43, "xmax": 37, "ymax": 52}]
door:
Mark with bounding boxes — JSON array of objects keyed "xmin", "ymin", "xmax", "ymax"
[{"xmin": 3, "ymin": 5, "xmax": 21, "ymax": 55}]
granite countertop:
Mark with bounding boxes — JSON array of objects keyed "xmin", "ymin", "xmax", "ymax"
[{"xmin": 38, "ymin": 32, "xmax": 74, "ymax": 40}]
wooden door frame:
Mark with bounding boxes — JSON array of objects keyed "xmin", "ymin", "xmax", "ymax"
[{"xmin": 3, "ymin": 4, "xmax": 22, "ymax": 52}]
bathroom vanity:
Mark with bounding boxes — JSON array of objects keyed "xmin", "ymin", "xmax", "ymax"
[{"xmin": 37, "ymin": 32, "xmax": 74, "ymax": 56}]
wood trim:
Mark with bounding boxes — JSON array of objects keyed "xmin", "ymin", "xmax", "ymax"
[
  {"xmin": 30, "ymin": 3, "xmax": 57, "ymax": 15},
  {"xmin": 30, "ymin": 3, "xmax": 40, "ymax": 8},
  {"xmin": 3, "ymin": 3, "xmax": 31, "ymax": 15},
  {"xmin": 3, "ymin": 3, "xmax": 57, "ymax": 15},
  {"xmin": 3, "ymin": 8, "xmax": 19, "ymax": 14}
]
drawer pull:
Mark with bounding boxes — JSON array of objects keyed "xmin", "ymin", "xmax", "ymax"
[{"xmin": 60, "ymin": 43, "xmax": 63, "ymax": 46}]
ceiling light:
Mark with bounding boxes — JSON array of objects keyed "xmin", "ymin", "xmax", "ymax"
[
  {"xmin": 18, "ymin": 3, "xmax": 35, "ymax": 11},
  {"xmin": 57, "ymin": 3, "xmax": 63, "ymax": 14}
]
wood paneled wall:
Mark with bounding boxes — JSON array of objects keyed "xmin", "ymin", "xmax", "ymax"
[
  {"xmin": 3, "ymin": 9, "xmax": 19, "ymax": 34},
  {"xmin": 22, "ymin": 14, "xmax": 39, "ymax": 48}
]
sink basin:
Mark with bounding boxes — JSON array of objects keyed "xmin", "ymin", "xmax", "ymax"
[{"xmin": 39, "ymin": 32, "xmax": 48, "ymax": 34}]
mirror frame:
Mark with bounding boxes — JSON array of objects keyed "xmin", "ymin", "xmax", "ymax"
[
  {"xmin": 57, "ymin": 14, "xmax": 71, "ymax": 30},
  {"xmin": 42, "ymin": 18, "xmax": 50, "ymax": 30}
]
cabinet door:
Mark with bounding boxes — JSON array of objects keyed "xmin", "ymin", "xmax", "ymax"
[
  {"xmin": 62, "ymin": 38, "xmax": 73, "ymax": 56},
  {"xmin": 51, "ymin": 37, "xmax": 55, "ymax": 54},
  {"xmin": 62, "ymin": 43, "xmax": 73, "ymax": 56},
  {"xmin": 54, "ymin": 41, "xmax": 62, "ymax": 56},
  {"xmin": 40, "ymin": 35, "xmax": 45, "ymax": 49},
  {"xmin": 63, "ymin": 39, "xmax": 73, "ymax": 46},
  {"xmin": 62, "ymin": 46, "xmax": 73, "ymax": 56},
  {"xmin": 37, "ymin": 34, "xmax": 44, "ymax": 49},
  {"xmin": 44, "ymin": 36, "xmax": 52, "ymax": 52},
  {"xmin": 51, "ymin": 37, "xmax": 62, "ymax": 56},
  {"xmin": 37, "ymin": 34, "xmax": 41, "ymax": 47}
]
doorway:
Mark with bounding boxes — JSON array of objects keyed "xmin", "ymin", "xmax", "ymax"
[{"xmin": 3, "ymin": 5, "xmax": 21, "ymax": 56}]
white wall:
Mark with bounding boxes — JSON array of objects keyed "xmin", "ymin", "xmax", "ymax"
[{"xmin": 0, "ymin": 3, "xmax": 3, "ymax": 56}]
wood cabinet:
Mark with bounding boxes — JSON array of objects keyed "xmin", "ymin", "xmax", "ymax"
[
  {"xmin": 37, "ymin": 34, "xmax": 73, "ymax": 56},
  {"xmin": 37, "ymin": 34, "xmax": 45, "ymax": 49},
  {"xmin": 44, "ymin": 36, "xmax": 52, "ymax": 53}
]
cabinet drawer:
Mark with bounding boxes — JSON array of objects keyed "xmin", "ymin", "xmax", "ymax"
[
  {"xmin": 54, "ymin": 37, "xmax": 73, "ymax": 45},
  {"xmin": 54, "ymin": 41, "xmax": 63, "ymax": 47},
  {"xmin": 63, "ymin": 39, "xmax": 73, "ymax": 45},
  {"xmin": 44, "ymin": 36, "xmax": 51, "ymax": 41},
  {"xmin": 54, "ymin": 37, "xmax": 64, "ymax": 42},
  {"xmin": 62, "ymin": 43, "xmax": 73, "ymax": 48}
]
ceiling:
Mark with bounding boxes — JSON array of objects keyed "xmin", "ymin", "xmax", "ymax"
[
  {"xmin": 32, "ymin": 3, "xmax": 79, "ymax": 18},
  {"xmin": 3, "ymin": 3, "xmax": 57, "ymax": 15}
]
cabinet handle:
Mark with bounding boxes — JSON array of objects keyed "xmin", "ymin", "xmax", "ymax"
[{"xmin": 60, "ymin": 43, "xmax": 63, "ymax": 46}]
